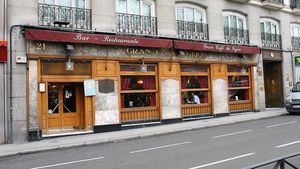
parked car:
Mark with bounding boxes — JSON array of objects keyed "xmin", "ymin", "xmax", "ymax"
[{"xmin": 286, "ymin": 82, "xmax": 300, "ymax": 114}]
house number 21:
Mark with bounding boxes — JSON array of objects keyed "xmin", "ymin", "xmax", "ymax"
[{"xmin": 36, "ymin": 42, "xmax": 47, "ymax": 51}]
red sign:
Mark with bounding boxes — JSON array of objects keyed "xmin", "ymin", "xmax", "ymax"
[
  {"xmin": 25, "ymin": 29, "xmax": 173, "ymax": 49},
  {"xmin": 174, "ymin": 40, "xmax": 261, "ymax": 54},
  {"xmin": 0, "ymin": 41, "xmax": 8, "ymax": 62}
]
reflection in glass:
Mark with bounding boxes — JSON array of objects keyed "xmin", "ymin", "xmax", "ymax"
[
  {"xmin": 182, "ymin": 91, "xmax": 209, "ymax": 104},
  {"xmin": 121, "ymin": 93, "xmax": 156, "ymax": 108},
  {"xmin": 228, "ymin": 76, "xmax": 249, "ymax": 87},
  {"xmin": 63, "ymin": 86, "xmax": 76, "ymax": 113},
  {"xmin": 48, "ymin": 84, "xmax": 59, "ymax": 114},
  {"xmin": 229, "ymin": 89, "xmax": 249, "ymax": 101},
  {"xmin": 181, "ymin": 76, "xmax": 208, "ymax": 89}
]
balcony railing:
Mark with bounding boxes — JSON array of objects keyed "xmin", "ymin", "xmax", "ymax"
[
  {"xmin": 291, "ymin": 0, "xmax": 300, "ymax": 8},
  {"xmin": 116, "ymin": 12, "xmax": 157, "ymax": 35},
  {"xmin": 176, "ymin": 20, "xmax": 209, "ymax": 40},
  {"xmin": 38, "ymin": 3, "xmax": 91, "ymax": 30},
  {"xmin": 224, "ymin": 27, "xmax": 249, "ymax": 44},
  {"xmin": 261, "ymin": 32, "xmax": 282, "ymax": 49},
  {"xmin": 261, "ymin": 0, "xmax": 284, "ymax": 4},
  {"xmin": 292, "ymin": 36, "xmax": 300, "ymax": 50}
]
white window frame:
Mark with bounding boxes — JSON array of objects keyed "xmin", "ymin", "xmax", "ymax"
[
  {"xmin": 291, "ymin": 23, "xmax": 300, "ymax": 37},
  {"xmin": 260, "ymin": 18, "xmax": 280, "ymax": 35},
  {"xmin": 40, "ymin": 0, "xmax": 89, "ymax": 8},
  {"xmin": 223, "ymin": 11, "xmax": 247, "ymax": 30},
  {"xmin": 175, "ymin": 3, "xmax": 207, "ymax": 23},
  {"xmin": 116, "ymin": 0, "xmax": 156, "ymax": 17}
]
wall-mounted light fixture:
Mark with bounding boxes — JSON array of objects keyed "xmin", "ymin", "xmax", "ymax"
[
  {"xmin": 65, "ymin": 44, "xmax": 74, "ymax": 70},
  {"xmin": 140, "ymin": 58, "xmax": 147, "ymax": 72},
  {"xmin": 66, "ymin": 57, "xmax": 74, "ymax": 71}
]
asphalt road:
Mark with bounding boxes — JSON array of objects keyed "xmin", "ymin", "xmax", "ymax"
[{"xmin": 1, "ymin": 115, "xmax": 300, "ymax": 169}]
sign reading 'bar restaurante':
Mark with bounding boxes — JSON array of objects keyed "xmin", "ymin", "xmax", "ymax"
[{"xmin": 25, "ymin": 29, "xmax": 261, "ymax": 54}]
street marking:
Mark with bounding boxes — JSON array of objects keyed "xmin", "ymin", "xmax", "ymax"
[
  {"xmin": 211, "ymin": 130, "xmax": 252, "ymax": 139},
  {"xmin": 188, "ymin": 153, "xmax": 256, "ymax": 169},
  {"xmin": 31, "ymin": 156, "xmax": 105, "ymax": 169},
  {"xmin": 276, "ymin": 140, "xmax": 300, "ymax": 148},
  {"xmin": 266, "ymin": 121, "xmax": 297, "ymax": 128},
  {"xmin": 130, "ymin": 141, "xmax": 190, "ymax": 154}
]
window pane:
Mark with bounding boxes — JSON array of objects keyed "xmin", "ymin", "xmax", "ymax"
[
  {"xmin": 229, "ymin": 89, "xmax": 250, "ymax": 101},
  {"xmin": 230, "ymin": 15, "xmax": 237, "ymax": 28},
  {"xmin": 76, "ymin": 0, "xmax": 85, "ymax": 8},
  {"xmin": 228, "ymin": 76, "xmax": 249, "ymax": 87},
  {"xmin": 117, "ymin": 0, "xmax": 127, "ymax": 13},
  {"xmin": 185, "ymin": 7, "xmax": 194, "ymax": 22},
  {"xmin": 182, "ymin": 91, "xmax": 209, "ymax": 104},
  {"xmin": 44, "ymin": 0, "xmax": 54, "ymax": 4},
  {"xmin": 180, "ymin": 65, "xmax": 208, "ymax": 72},
  {"xmin": 181, "ymin": 76, "xmax": 208, "ymax": 89},
  {"xmin": 176, "ymin": 8, "xmax": 184, "ymax": 20},
  {"xmin": 129, "ymin": 0, "xmax": 140, "ymax": 15},
  {"xmin": 228, "ymin": 66, "xmax": 249, "ymax": 73},
  {"xmin": 271, "ymin": 24, "xmax": 277, "ymax": 34},
  {"xmin": 266, "ymin": 22, "xmax": 271, "ymax": 33},
  {"xmin": 223, "ymin": 16, "xmax": 229, "ymax": 28},
  {"xmin": 120, "ymin": 64, "xmax": 156, "ymax": 72},
  {"xmin": 121, "ymin": 93, "xmax": 156, "ymax": 108},
  {"xmin": 48, "ymin": 83, "xmax": 59, "ymax": 114},
  {"xmin": 142, "ymin": 2, "xmax": 151, "ymax": 16},
  {"xmin": 57, "ymin": 0, "xmax": 71, "ymax": 6},
  {"xmin": 195, "ymin": 11, "xmax": 202, "ymax": 23},
  {"xmin": 260, "ymin": 22, "xmax": 265, "ymax": 33},
  {"xmin": 238, "ymin": 18, "xmax": 243, "ymax": 29},
  {"xmin": 63, "ymin": 85, "xmax": 76, "ymax": 113},
  {"xmin": 121, "ymin": 76, "xmax": 156, "ymax": 90}
]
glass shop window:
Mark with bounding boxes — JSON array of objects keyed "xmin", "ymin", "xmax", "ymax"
[{"xmin": 228, "ymin": 66, "xmax": 251, "ymax": 102}]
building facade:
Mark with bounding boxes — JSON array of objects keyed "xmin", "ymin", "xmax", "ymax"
[{"xmin": 5, "ymin": 0, "xmax": 300, "ymax": 142}]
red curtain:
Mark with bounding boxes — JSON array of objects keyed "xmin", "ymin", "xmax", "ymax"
[{"xmin": 198, "ymin": 76, "xmax": 208, "ymax": 88}]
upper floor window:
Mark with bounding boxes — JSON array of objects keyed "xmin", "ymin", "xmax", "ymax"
[
  {"xmin": 176, "ymin": 4, "xmax": 206, "ymax": 23},
  {"xmin": 116, "ymin": 0, "xmax": 155, "ymax": 16},
  {"xmin": 115, "ymin": 0, "xmax": 157, "ymax": 35},
  {"xmin": 260, "ymin": 19, "xmax": 279, "ymax": 34},
  {"xmin": 38, "ymin": 0, "xmax": 91, "ymax": 30},
  {"xmin": 223, "ymin": 11, "xmax": 248, "ymax": 44},
  {"xmin": 175, "ymin": 3, "xmax": 208, "ymax": 40},
  {"xmin": 260, "ymin": 18, "xmax": 281, "ymax": 49},
  {"xmin": 291, "ymin": 24, "xmax": 300, "ymax": 50},
  {"xmin": 42, "ymin": 0, "xmax": 86, "ymax": 8}
]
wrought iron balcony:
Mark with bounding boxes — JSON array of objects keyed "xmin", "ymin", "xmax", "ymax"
[
  {"xmin": 261, "ymin": 0, "xmax": 284, "ymax": 10},
  {"xmin": 224, "ymin": 27, "xmax": 249, "ymax": 44},
  {"xmin": 38, "ymin": 3, "xmax": 92, "ymax": 30},
  {"xmin": 116, "ymin": 12, "xmax": 157, "ymax": 35},
  {"xmin": 176, "ymin": 20, "xmax": 209, "ymax": 40},
  {"xmin": 261, "ymin": 32, "xmax": 282, "ymax": 49},
  {"xmin": 292, "ymin": 36, "xmax": 300, "ymax": 50}
]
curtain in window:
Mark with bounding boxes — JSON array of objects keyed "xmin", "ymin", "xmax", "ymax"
[
  {"xmin": 293, "ymin": 26, "xmax": 300, "ymax": 37},
  {"xmin": 195, "ymin": 11, "xmax": 202, "ymax": 23},
  {"xmin": 230, "ymin": 15, "xmax": 237, "ymax": 28},
  {"xmin": 223, "ymin": 16, "xmax": 229, "ymax": 28},
  {"xmin": 129, "ymin": 0, "xmax": 140, "ymax": 15},
  {"xmin": 142, "ymin": 2, "xmax": 151, "ymax": 16},
  {"xmin": 76, "ymin": 0, "xmax": 85, "ymax": 8},
  {"xmin": 266, "ymin": 22, "xmax": 271, "ymax": 33},
  {"xmin": 185, "ymin": 7, "xmax": 194, "ymax": 22},
  {"xmin": 176, "ymin": 8, "xmax": 184, "ymax": 21},
  {"xmin": 121, "ymin": 76, "xmax": 156, "ymax": 90}
]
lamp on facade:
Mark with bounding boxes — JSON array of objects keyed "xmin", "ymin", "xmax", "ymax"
[
  {"xmin": 140, "ymin": 58, "xmax": 147, "ymax": 72},
  {"xmin": 65, "ymin": 44, "xmax": 74, "ymax": 70}
]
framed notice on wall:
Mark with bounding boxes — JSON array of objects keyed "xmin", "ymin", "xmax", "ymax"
[
  {"xmin": 295, "ymin": 56, "xmax": 300, "ymax": 66},
  {"xmin": 84, "ymin": 79, "xmax": 96, "ymax": 96}
]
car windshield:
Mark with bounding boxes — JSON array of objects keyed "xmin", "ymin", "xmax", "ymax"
[{"xmin": 292, "ymin": 82, "xmax": 300, "ymax": 92}]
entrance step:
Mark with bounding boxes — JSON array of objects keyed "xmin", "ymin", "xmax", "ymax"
[{"xmin": 43, "ymin": 130, "xmax": 93, "ymax": 138}]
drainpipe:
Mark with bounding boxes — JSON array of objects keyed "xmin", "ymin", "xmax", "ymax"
[{"xmin": 8, "ymin": 25, "xmax": 22, "ymax": 143}]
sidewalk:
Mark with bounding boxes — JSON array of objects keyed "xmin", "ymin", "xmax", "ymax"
[{"xmin": 0, "ymin": 108, "xmax": 287, "ymax": 158}]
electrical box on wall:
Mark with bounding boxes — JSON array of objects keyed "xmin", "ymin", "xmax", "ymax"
[{"xmin": 16, "ymin": 56, "xmax": 27, "ymax": 63}]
